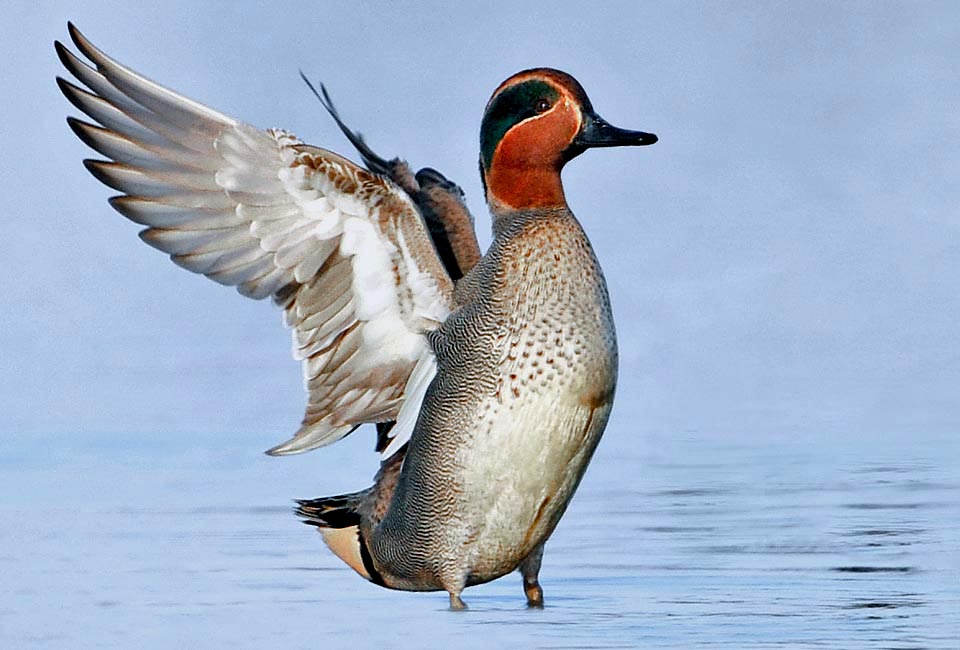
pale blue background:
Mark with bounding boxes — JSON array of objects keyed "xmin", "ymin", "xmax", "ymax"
[
  {"xmin": 1, "ymin": 3, "xmax": 959, "ymax": 647},
  {"xmin": 3, "ymin": 2, "xmax": 959, "ymax": 445}
]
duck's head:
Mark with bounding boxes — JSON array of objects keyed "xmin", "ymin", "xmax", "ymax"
[{"xmin": 479, "ymin": 68, "xmax": 657, "ymax": 212}]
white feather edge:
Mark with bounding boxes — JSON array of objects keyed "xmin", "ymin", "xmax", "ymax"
[{"xmin": 381, "ymin": 352, "xmax": 437, "ymax": 460}]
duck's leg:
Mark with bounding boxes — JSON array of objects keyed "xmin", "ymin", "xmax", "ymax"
[
  {"xmin": 518, "ymin": 543, "xmax": 545, "ymax": 608},
  {"xmin": 442, "ymin": 565, "xmax": 470, "ymax": 610},
  {"xmin": 448, "ymin": 591, "xmax": 468, "ymax": 610}
]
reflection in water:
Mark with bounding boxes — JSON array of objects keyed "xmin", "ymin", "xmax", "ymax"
[{"xmin": 1, "ymin": 431, "xmax": 958, "ymax": 649}]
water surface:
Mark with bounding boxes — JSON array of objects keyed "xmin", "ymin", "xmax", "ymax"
[{"xmin": 2, "ymin": 430, "xmax": 957, "ymax": 648}]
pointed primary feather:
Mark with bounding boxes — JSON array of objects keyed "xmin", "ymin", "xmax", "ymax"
[{"xmin": 57, "ymin": 24, "xmax": 457, "ymax": 456}]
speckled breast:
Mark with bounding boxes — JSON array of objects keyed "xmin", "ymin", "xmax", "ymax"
[{"xmin": 455, "ymin": 212, "xmax": 618, "ymax": 582}]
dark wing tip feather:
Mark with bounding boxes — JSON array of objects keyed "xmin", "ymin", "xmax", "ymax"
[
  {"xmin": 55, "ymin": 75, "xmax": 77, "ymax": 103},
  {"xmin": 54, "ymin": 39, "xmax": 86, "ymax": 79},
  {"xmin": 66, "ymin": 116, "xmax": 98, "ymax": 149},
  {"xmin": 53, "ymin": 40, "xmax": 71, "ymax": 68},
  {"xmin": 298, "ymin": 71, "xmax": 394, "ymax": 176},
  {"xmin": 414, "ymin": 167, "xmax": 446, "ymax": 185},
  {"xmin": 82, "ymin": 158, "xmax": 120, "ymax": 189},
  {"xmin": 67, "ymin": 22, "xmax": 98, "ymax": 63},
  {"xmin": 106, "ymin": 195, "xmax": 131, "ymax": 217},
  {"xmin": 415, "ymin": 167, "xmax": 466, "ymax": 198}
]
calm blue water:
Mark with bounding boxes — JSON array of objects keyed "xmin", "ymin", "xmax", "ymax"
[{"xmin": 2, "ymin": 429, "xmax": 957, "ymax": 648}]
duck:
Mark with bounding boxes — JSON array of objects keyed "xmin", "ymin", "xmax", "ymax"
[{"xmin": 55, "ymin": 22, "xmax": 657, "ymax": 609}]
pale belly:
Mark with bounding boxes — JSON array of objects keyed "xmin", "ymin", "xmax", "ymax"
[{"xmin": 456, "ymin": 379, "xmax": 614, "ymax": 583}]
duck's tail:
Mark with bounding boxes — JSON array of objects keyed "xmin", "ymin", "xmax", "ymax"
[
  {"xmin": 296, "ymin": 491, "xmax": 377, "ymax": 582},
  {"xmin": 295, "ymin": 444, "xmax": 405, "ymax": 585}
]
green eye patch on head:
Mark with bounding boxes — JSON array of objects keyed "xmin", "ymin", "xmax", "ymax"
[{"xmin": 480, "ymin": 79, "xmax": 560, "ymax": 171}]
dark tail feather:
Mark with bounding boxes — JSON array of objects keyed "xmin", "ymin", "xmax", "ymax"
[{"xmin": 295, "ymin": 493, "xmax": 362, "ymax": 529}]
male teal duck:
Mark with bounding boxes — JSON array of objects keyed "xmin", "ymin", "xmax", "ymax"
[{"xmin": 55, "ymin": 23, "xmax": 657, "ymax": 609}]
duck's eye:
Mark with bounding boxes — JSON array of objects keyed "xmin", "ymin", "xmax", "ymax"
[{"xmin": 534, "ymin": 98, "xmax": 551, "ymax": 113}]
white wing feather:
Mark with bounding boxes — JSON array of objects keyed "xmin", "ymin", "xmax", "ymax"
[{"xmin": 57, "ymin": 24, "xmax": 453, "ymax": 456}]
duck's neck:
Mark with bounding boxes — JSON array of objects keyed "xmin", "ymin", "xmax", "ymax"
[
  {"xmin": 485, "ymin": 162, "xmax": 566, "ymax": 208},
  {"xmin": 483, "ymin": 161, "xmax": 568, "ymax": 237}
]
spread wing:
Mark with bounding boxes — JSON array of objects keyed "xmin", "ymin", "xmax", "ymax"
[{"xmin": 56, "ymin": 23, "xmax": 455, "ymax": 456}]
